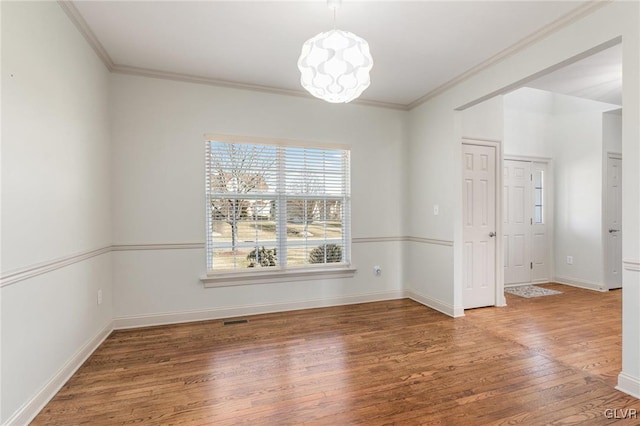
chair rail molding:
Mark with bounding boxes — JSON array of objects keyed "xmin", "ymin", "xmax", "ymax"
[
  {"xmin": 623, "ymin": 258, "xmax": 640, "ymax": 272},
  {"xmin": 0, "ymin": 246, "xmax": 112, "ymax": 288}
]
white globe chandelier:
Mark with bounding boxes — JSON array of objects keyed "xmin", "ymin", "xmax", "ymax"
[{"xmin": 297, "ymin": 0, "xmax": 373, "ymax": 104}]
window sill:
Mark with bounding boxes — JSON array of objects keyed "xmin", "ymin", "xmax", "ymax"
[{"xmin": 200, "ymin": 266, "xmax": 357, "ymax": 288}]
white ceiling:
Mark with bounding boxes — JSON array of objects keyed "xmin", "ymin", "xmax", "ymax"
[{"xmin": 70, "ymin": 0, "xmax": 603, "ymax": 109}]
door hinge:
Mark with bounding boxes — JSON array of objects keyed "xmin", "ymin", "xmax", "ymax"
[
  {"xmin": 530, "ymin": 218, "xmax": 533, "ymax": 225},
  {"xmin": 530, "ymin": 262, "xmax": 533, "ymax": 270},
  {"xmin": 531, "ymin": 174, "xmax": 533, "ymax": 181}
]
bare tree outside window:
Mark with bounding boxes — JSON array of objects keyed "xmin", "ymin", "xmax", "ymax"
[
  {"xmin": 288, "ymin": 174, "xmax": 321, "ymax": 237},
  {"xmin": 205, "ymin": 139, "xmax": 350, "ymax": 272},
  {"xmin": 208, "ymin": 144, "xmax": 276, "ymax": 261}
]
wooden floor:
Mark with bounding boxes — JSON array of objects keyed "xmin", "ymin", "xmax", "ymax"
[{"xmin": 34, "ymin": 284, "xmax": 640, "ymax": 425}]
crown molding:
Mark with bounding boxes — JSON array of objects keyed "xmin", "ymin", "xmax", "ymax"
[
  {"xmin": 59, "ymin": 0, "xmax": 607, "ymax": 112},
  {"xmin": 57, "ymin": 1, "xmax": 114, "ymax": 70},
  {"xmin": 110, "ymin": 64, "xmax": 409, "ymax": 111},
  {"xmin": 406, "ymin": 0, "xmax": 611, "ymax": 110},
  {"xmin": 112, "ymin": 64, "xmax": 309, "ymax": 99}
]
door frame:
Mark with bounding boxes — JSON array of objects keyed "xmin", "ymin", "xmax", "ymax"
[
  {"xmin": 604, "ymin": 151, "xmax": 622, "ymax": 290},
  {"xmin": 462, "ymin": 138, "xmax": 504, "ymax": 308},
  {"xmin": 503, "ymin": 155, "xmax": 554, "ymax": 287}
]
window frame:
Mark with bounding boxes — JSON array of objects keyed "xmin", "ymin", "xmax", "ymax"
[{"xmin": 200, "ymin": 134, "xmax": 355, "ymax": 287}]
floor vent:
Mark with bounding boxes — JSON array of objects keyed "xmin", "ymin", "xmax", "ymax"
[{"xmin": 223, "ymin": 319, "xmax": 249, "ymax": 326}]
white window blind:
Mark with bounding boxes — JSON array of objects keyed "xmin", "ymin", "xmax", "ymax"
[{"xmin": 205, "ymin": 138, "xmax": 351, "ymax": 273}]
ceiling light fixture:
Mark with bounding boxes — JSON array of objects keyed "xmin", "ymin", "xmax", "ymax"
[{"xmin": 297, "ymin": 0, "xmax": 373, "ymax": 104}]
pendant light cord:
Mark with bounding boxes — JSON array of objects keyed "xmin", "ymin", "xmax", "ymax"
[
  {"xmin": 328, "ymin": 0, "xmax": 340, "ymax": 30},
  {"xmin": 333, "ymin": 7, "xmax": 336, "ymax": 30}
]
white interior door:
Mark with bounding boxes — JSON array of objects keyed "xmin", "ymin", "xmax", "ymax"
[
  {"xmin": 462, "ymin": 143, "xmax": 496, "ymax": 309},
  {"xmin": 503, "ymin": 160, "xmax": 532, "ymax": 285},
  {"xmin": 606, "ymin": 155, "xmax": 622, "ymax": 289}
]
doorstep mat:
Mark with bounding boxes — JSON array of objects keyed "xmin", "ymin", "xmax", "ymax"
[{"xmin": 504, "ymin": 285, "xmax": 562, "ymax": 298}]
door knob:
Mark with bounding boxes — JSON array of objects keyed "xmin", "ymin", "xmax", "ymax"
[
  {"xmin": 489, "ymin": 232, "xmax": 496, "ymax": 237},
  {"xmin": 609, "ymin": 229, "xmax": 619, "ymax": 233}
]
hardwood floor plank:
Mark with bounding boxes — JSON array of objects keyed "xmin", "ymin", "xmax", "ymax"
[{"xmin": 32, "ymin": 285, "xmax": 639, "ymax": 425}]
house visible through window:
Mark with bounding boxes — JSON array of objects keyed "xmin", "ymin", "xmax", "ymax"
[{"xmin": 205, "ymin": 136, "xmax": 351, "ymax": 272}]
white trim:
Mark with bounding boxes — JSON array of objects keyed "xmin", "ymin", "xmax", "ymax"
[
  {"xmin": 409, "ymin": 1, "xmax": 609, "ymax": 109},
  {"xmin": 623, "ymin": 259, "xmax": 640, "ymax": 272},
  {"xmin": 112, "ymin": 243, "xmax": 204, "ymax": 251},
  {"xmin": 461, "ymin": 137, "xmax": 501, "ymax": 145},
  {"xmin": 57, "ymin": 0, "xmax": 604, "ymax": 112},
  {"xmin": 353, "ymin": 236, "xmax": 405, "ymax": 244},
  {"xmin": 200, "ymin": 266, "xmax": 357, "ymax": 287},
  {"xmin": 532, "ymin": 278, "xmax": 550, "ymax": 285},
  {"xmin": 355, "ymin": 236, "xmax": 455, "ymax": 246},
  {"xmin": 113, "ymin": 291, "xmax": 405, "ymax": 329},
  {"xmin": 504, "ymin": 282, "xmax": 535, "ymax": 288},
  {"xmin": 114, "ymin": 65, "xmax": 408, "ymax": 111},
  {"xmin": 2, "ymin": 321, "xmax": 113, "ymax": 426},
  {"xmin": 111, "ymin": 239, "xmax": 413, "ymax": 249},
  {"xmin": 0, "ymin": 246, "xmax": 111, "ymax": 288},
  {"xmin": 616, "ymin": 372, "xmax": 640, "ymax": 399},
  {"xmin": 504, "ymin": 280, "xmax": 551, "ymax": 289},
  {"xmin": 504, "ymin": 154, "xmax": 552, "ymax": 163},
  {"xmin": 406, "ymin": 290, "xmax": 465, "ymax": 318},
  {"xmin": 405, "ymin": 236, "xmax": 454, "ymax": 247},
  {"xmin": 57, "ymin": 1, "xmax": 406, "ymax": 111},
  {"xmin": 204, "ymin": 133, "xmax": 352, "ymax": 151},
  {"xmin": 455, "ymin": 37, "xmax": 621, "ymax": 112},
  {"xmin": 553, "ymin": 276, "xmax": 606, "ymax": 292},
  {"xmin": 57, "ymin": 1, "xmax": 114, "ymax": 70},
  {"xmin": 0, "ymin": 237, "xmax": 443, "ymax": 289},
  {"xmin": 607, "ymin": 151, "xmax": 622, "ymax": 160}
]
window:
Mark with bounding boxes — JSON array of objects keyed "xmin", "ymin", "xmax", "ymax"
[
  {"xmin": 204, "ymin": 136, "xmax": 351, "ymax": 278},
  {"xmin": 534, "ymin": 169, "xmax": 544, "ymax": 224}
]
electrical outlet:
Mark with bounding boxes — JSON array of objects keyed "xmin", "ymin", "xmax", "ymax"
[
  {"xmin": 566, "ymin": 256, "xmax": 573, "ymax": 265},
  {"xmin": 373, "ymin": 265, "xmax": 382, "ymax": 276},
  {"xmin": 97, "ymin": 289, "xmax": 103, "ymax": 305},
  {"xmin": 433, "ymin": 204, "xmax": 439, "ymax": 215}
]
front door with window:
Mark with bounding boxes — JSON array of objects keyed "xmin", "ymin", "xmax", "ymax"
[
  {"xmin": 503, "ymin": 159, "xmax": 549, "ymax": 286},
  {"xmin": 503, "ymin": 160, "xmax": 532, "ymax": 285}
]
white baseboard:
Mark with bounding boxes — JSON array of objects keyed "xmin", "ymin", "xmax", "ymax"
[
  {"xmin": 496, "ymin": 292, "xmax": 507, "ymax": 307},
  {"xmin": 504, "ymin": 280, "xmax": 551, "ymax": 288},
  {"xmin": 616, "ymin": 372, "xmax": 640, "ymax": 399},
  {"xmin": 406, "ymin": 290, "xmax": 464, "ymax": 318},
  {"xmin": 3, "ymin": 321, "xmax": 113, "ymax": 426},
  {"xmin": 504, "ymin": 282, "xmax": 533, "ymax": 288},
  {"xmin": 553, "ymin": 276, "xmax": 606, "ymax": 292},
  {"xmin": 113, "ymin": 290, "xmax": 406, "ymax": 329},
  {"xmin": 532, "ymin": 279, "xmax": 550, "ymax": 284}
]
